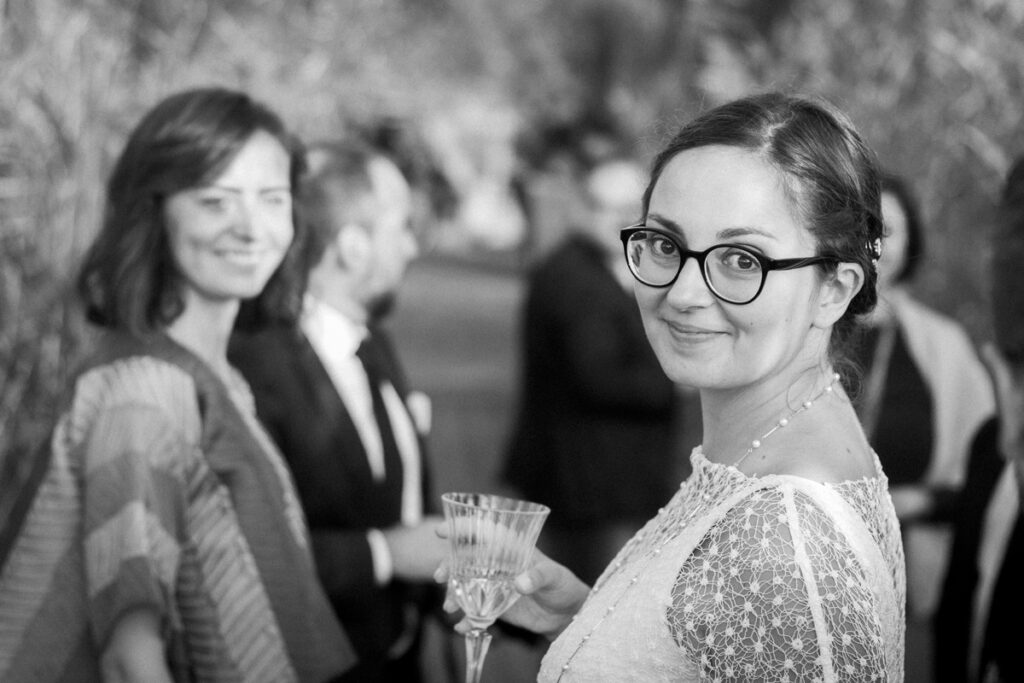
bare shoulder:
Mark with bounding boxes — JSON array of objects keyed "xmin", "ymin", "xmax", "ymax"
[
  {"xmin": 774, "ymin": 441, "xmax": 876, "ymax": 484},
  {"xmin": 747, "ymin": 408, "xmax": 876, "ymax": 485}
]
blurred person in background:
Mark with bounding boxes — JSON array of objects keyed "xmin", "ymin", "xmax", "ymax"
[
  {"xmin": 0, "ymin": 87, "xmax": 355, "ymax": 682},
  {"xmin": 935, "ymin": 155, "xmax": 1024, "ymax": 683},
  {"xmin": 853, "ymin": 172, "xmax": 994, "ymax": 679},
  {"xmin": 502, "ymin": 155, "xmax": 682, "ymax": 586},
  {"xmin": 230, "ymin": 140, "xmax": 445, "ymax": 683}
]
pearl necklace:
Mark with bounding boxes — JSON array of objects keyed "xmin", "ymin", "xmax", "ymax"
[
  {"xmin": 553, "ymin": 370, "xmax": 841, "ymax": 680},
  {"xmin": 554, "ymin": 492, "xmax": 683, "ymax": 680},
  {"xmin": 732, "ymin": 371, "xmax": 841, "ymax": 469}
]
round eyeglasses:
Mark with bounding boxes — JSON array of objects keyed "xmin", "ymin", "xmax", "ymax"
[{"xmin": 620, "ymin": 225, "xmax": 836, "ymax": 305}]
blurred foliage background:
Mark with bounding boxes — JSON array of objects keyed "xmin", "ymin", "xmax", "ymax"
[{"xmin": 2, "ymin": 0, "xmax": 1024, "ymax": 513}]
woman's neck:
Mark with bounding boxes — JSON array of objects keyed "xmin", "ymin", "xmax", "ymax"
[
  {"xmin": 699, "ymin": 363, "xmax": 831, "ymax": 467},
  {"xmin": 165, "ymin": 296, "xmax": 239, "ymax": 383}
]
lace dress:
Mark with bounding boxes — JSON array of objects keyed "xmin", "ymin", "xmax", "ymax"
[{"xmin": 540, "ymin": 449, "xmax": 905, "ymax": 682}]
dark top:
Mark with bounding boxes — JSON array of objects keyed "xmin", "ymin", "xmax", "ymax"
[
  {"xmin": 853, "ymin": 325, "xmax": 965, "ymax": 521},
  {"xmin": 503, "ymin": 234, "xmax": 679, "ymax": 528},
  {"xmin": 854, "ymin": 325, "xmax": 935, "ymax": 483}
]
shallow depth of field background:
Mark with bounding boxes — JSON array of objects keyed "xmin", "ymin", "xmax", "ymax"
[{"xmin": 2, "ymin": 0, "xmax": 1024, "ymax": 538}]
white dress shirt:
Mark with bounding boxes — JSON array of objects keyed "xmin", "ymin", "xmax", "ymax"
[{"xmin": 301, "ymin": 295, "xmax": 424, "ymax": 583}]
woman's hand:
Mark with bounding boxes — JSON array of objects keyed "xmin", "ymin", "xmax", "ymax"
[
  {"xmin": 101, "ymin": 607, "xmax": 174, "ymax": 683},
  {"xmin": 497, "ymin": 550, "xmax": 590, "ymax": 638},
  {"xmin": 434, "ymin": 526, "xmax": 589, "ymax": 640}
]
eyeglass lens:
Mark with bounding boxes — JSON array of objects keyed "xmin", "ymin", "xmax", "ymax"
[{"xmin": 625, "ymin": 230, "xmax": 764, "ymax": 303}]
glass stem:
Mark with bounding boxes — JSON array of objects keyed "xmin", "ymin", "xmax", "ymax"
[{"xmin": 463, "ymin": 628, "xmax": 493, "ymax": 683}]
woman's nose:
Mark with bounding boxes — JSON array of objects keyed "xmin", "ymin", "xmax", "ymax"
[
  {"xmin": 405, "ymin": 228, "xmax": 420, "ymax": 259},
  {"xmin": 231, "ymin": 198, "xmax": 259, "ymax": 239},
  {"xmin": 665, "ymin": 257, "xmax": 714, "ymax": 308}
]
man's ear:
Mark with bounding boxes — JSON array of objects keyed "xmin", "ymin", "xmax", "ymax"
[
  {"xmin": 334, "ymin": 224, "xmax": 371, "ymax": 271},
  {"xmin": 813, "ymin": 262, "xmax": 865, "ymax": 329}
]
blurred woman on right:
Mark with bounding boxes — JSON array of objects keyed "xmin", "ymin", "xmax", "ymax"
[{"xmin": 854, "ymin": 173, "xmax": 993, "ymax": 629}]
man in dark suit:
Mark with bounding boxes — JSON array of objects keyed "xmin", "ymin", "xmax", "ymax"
[
  {"xmin": 230, "ymin": 141, "xmax": 444, "ymax": 682},
  {"xmin": 502, "ymin": 157, "xmax": 684, "ymax": 585}
]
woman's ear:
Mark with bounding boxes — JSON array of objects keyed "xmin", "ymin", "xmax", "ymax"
[{"xmin": 813, "ymin": 262, "xmax": 865, "ymax": 329}]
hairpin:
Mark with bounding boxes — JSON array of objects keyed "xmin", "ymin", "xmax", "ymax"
[{"xmin": 869, "ymin": 237, "xmax": 882, "ymax": 265}]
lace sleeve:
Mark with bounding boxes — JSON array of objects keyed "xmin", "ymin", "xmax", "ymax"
[{"xmin": 667, "ymin": 485, "xmax": 887, "ymax": 681}]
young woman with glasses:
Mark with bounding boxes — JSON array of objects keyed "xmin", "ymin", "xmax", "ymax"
[{"xmin": 442, "ymin": 92, "xmax": 905, "ymax": 681}]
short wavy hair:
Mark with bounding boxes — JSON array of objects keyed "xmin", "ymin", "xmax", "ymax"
[
  {"xmin": 77, "ymin": 87, "xmax": 308, "ymax": 335},
  {"xmin": 300, "ymin": 139, "xmax": 383, "ymax": 271},
  {"xmin": 641, "ymin": 92, "xmax": 883, "ymax": 366}
]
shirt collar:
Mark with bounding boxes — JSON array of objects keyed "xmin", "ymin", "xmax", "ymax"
[{"xmin": 301, "ymin": 294, "xmax": 366, "ymax": 357}]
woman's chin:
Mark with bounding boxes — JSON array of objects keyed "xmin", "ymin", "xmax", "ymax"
[{"xmin": 659, "ymin": 358, "xmax": 715, "ymax": 388}]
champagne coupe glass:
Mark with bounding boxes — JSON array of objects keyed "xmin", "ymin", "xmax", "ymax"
[{"xmin": 442, "ymin": 492, "xmax": 550, "ymax": 683}]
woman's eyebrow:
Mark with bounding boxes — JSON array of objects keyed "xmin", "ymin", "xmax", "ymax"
[
  {"xmin": 647, "ymin": 214, "xmax": 778, "ymax": 242},
  {"xmin": 204, "ymin": 184, "xmax": 292, "ymax": 194},
  {"xmin": 645, "ymin": 213, "xmax": 685, "ymax": 236},
  {"xmin": 717, "ymin": 226, "xmax": 778, "ymax": 241}
]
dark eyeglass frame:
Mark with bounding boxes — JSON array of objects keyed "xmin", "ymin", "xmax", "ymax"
[{"xmin": 619, "ymin": 224, "xmax": 837, "ymax": 305}]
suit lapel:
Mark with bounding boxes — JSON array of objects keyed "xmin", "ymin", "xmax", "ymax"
[{"xmin": 289, "ymin": 330, "xmax": 378, "ymax": 489}]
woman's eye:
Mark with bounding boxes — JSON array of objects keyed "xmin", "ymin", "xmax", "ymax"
[
  {"xmin": 722, "ymin": 248, "xmax": 760, "ymax": 271},
  {"xmin": 651, "ymin": 236, "xmax": 678, "ymax": 257},
  {"xmin": 262, "ymin": 191, "xmax": 291, "ymax": 207},
  {"xmin": 197, "ymin": 195, "xmax": 228, "ymax": 211}
]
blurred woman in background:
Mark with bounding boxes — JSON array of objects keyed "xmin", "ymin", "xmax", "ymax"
[
  {"xmin": 0, "ymin": 87, "xmax": 355, "ymax": 682},
  {"xmin": 855, "ymin": 173, "xmax": 993, "ymax": 639}
]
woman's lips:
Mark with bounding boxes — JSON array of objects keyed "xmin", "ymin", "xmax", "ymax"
[
  {"xmin": 215, "ymin": 247, "xmax": 267, "ymax": 267},
  {"xmin": 663, "ymin": 320, "xmax": 726, "ymax": 341}
]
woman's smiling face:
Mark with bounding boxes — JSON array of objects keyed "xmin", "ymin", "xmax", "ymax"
[
  {"xmin": 163, "ymin": 130, "xmax": 294, "ymax": 308},
  {"xmin": 635, "ymin": 145, "xmax": 830, "ymax": 391}
]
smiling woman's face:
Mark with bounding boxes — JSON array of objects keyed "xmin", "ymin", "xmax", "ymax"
[
  {"xmin": 164, "ymin": 130, "xmax": 294, "ymax": 308},
  {"xmin": 634, "ymin": 145, "xmax": 829, "ymax": 391}
]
